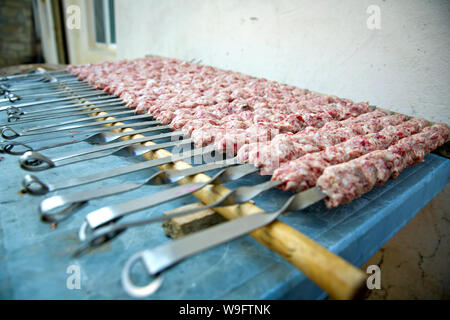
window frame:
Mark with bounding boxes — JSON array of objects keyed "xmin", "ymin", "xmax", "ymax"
[{"xmin": 89, "ymin": 0, "xmax": 116, "ymax": 50}]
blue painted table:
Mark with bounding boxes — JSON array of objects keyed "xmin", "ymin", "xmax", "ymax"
[{"xmin": 0, "ymin": 95, "xmax": 449, "ymax": 299}]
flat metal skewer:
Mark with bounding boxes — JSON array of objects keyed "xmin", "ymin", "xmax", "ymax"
[
  {"xmin": 6, "ymin": 73, "xmax": 76, "ymax": 86},
  {"xmin": 3, "ymin": 83, "xmax": 93, "ymax": 99},
  {"xmin": 21, "ymin": 145, "xmax": 217, "ymax": 195},
  {"xmin": 1, "ymin": 82, "xmax": 89, "ymax": 98},
  {"xmin": 1, "ymin": 124, "xmax": 172, "ymax": 155},
  {"xmin": 3, "ymin": 96, "xmax": 122, "ymax": 117},
  {"xmin": 20, "ymin": 109, "xmax": 140, "ymax": 131},
  {"xmin": 75, "ymin": 161, "xmax": 258, "ymax": 242},
  {"xmin": 0, "ymin": 78, "xmax": 89, "ymax": 101},
  {"xmin": 7, "ymin": 87, "xmax": 100, "ymax": 101},
  {"xmin": 0, "ymin": 91, "xmax": 111, "ymax": 111},
  {"xmin": 18, "ymin": 131, "xmax": 188, "ymax": 170},
  {"xmin": 118, "ymin": 187, "xmax": 326, "ymax": 297},
  {"xmin": 1, "ymin": 79, "xmax": 86, "ymax": 92},
  {"xmin": 82, "ymin": 178, "xmax": 282, "ymax": 246},
  {"xmin": 39, "ymin": 158, "xmax": 239, "ymax": 223},
  {"xmin": 76, "ymin": 166, "xmax": 277, "ymax": 244},
  {"xmin": 2, "ymin": 103, "xmax": 126, "ymax": 125},
  {"xmin": 1, "ymin": 113, "xmax": 156, "ymax": 139},
  {"xmin": 0, "ymin": 69, "xmax": 68, "ymax": 82},
  {"xmin": 0, "ymin": 73, "xmax": 63, "ymax": 86},
  {"xmin": 0, "ymin": 122, "xmax": 170, "ymax": 153}
]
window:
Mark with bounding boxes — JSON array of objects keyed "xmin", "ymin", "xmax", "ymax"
[{"xmin": 92, "ymin": 0, "xmax": 116, "ymax": 46}]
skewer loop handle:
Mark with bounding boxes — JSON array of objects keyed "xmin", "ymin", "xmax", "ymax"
[
  {"xmin": 1, "ymin": 126, "xmax": 20, "ymax": 139},
  {"xmin": 121, "ymin": 251, "xmax": 163, "ymax": 298},
  {"xmin": 22, "ymin": 174, "xmax": 50, "ymax": 195},
  {"xmin": 1, "ymin": 140, "xmax": 33, "ymax": 155},
  {"xmin": 19, "ymin": 151, "xmax": 55, "ymax": 171}
]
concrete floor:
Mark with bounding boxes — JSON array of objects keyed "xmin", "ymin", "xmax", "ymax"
[{"xmin": 362, "ymin": 183, "xmax": 450, "ymax": 299}]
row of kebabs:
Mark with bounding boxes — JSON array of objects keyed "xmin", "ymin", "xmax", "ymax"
[
  {"xmin": 67, "ymin": 56, "xmax": 449, "ymax": 208},
  {"xmin": 67, "ymin": 56, "xmax": 373, "ymax": 148}
]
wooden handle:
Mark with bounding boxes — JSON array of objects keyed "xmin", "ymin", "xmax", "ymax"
[
  {"xmin": 251, "ymin": 222, "xmax": 368, "ymax": 299},
  {"xmin": 89, "ymin": 111, "xmax": 368, "ymax": 299}
]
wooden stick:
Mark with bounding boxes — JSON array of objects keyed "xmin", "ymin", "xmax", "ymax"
[{"xmin": 162, "ymin": 203, "xmax": 226, "ymax": 239}]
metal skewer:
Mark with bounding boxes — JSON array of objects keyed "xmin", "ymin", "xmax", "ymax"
[
  {"xmin": 19, "ymin": 132, "xmax": 189, "ymax": 170},
  {"xmin": 0, "ymin": 82, "xmax": 90, "ymax": 99},
  {"xmin": 2, "ymin": 103, "xmax": 126, "ymax": 125},
  {"xmin": 0, "ymin": 73, "xmax": 66, "ymax": 86},
  {"xmin": 4, "ymin": 73, "xmax": 76, "ymax": 87},
  {"xmin": 1, "ymin": 124, "xmax": 173, "ymax": 155},
  {"xmin": 2, "ymin": 84, "xmax": 94, "ymax": 101},
  {"xmin": 0, "ymin": 69, "xmax": 68, "ymax": 82},
  {"xmin": 1, "ymin": 80, "xmax": 85, "ymax": 100},
  {"xmin": 1, "ymin": 78, "xmax": 86, "ymax": 92},
  {"xmin": 0, "ymin": 91, "xmax": 110, "ymax": 111},
  {"xmin": 39, "ymin": 158, "xmax": 239, "ymax": 222},
  {"xmin": 19, "ymin": 109, "xmax": 140, "ymax": 131},
  {"xmin": 75, "ymin": 161, "xmax": 258, "ymax": 243},
  {"xmin": 18, "ymin": 130, "xmax": 188, "ymax": 170},
  {"xmin": 0, "ymin": 92, "xmax": 20, "ymax": 103},
  {"xmin": 80, "ymin": 178, "xmax": 282, "ymax": 247},
  {"xmin": 76, "ymin": 169, "xmax": 278, "ymax": 245},
  {"xmin": 0, "ymin": 122, "xmax": 171, "ymax": 154},
  {"xmin": 119, "ymin": 187, "xmax": 326, "ymax": 297},
  {"xmin": 1, "ymin": 114, "xmax": 156, "ymax": 139},
  {"xmin": 0, "ymin": 79, "xmax": 48, "ymax": 89},
  {"xmin": 0, "ymin": 76, "xmax": 78, "ymax": 93},
  {"xmin": 1, "ymin": 74, "xmax": 94, "ymax": 92},
  {"xmin": 4, "ymin": 96, "xmax": 122, "ymax": 117},
  {"xmin": 21, "ymin": 145, "xmax": 217, "ymax": 195}
]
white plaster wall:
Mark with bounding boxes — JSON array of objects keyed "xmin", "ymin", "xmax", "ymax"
[{"xmin": 115, "ymin": 0, "xmax": 449, "ymax": 124}]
